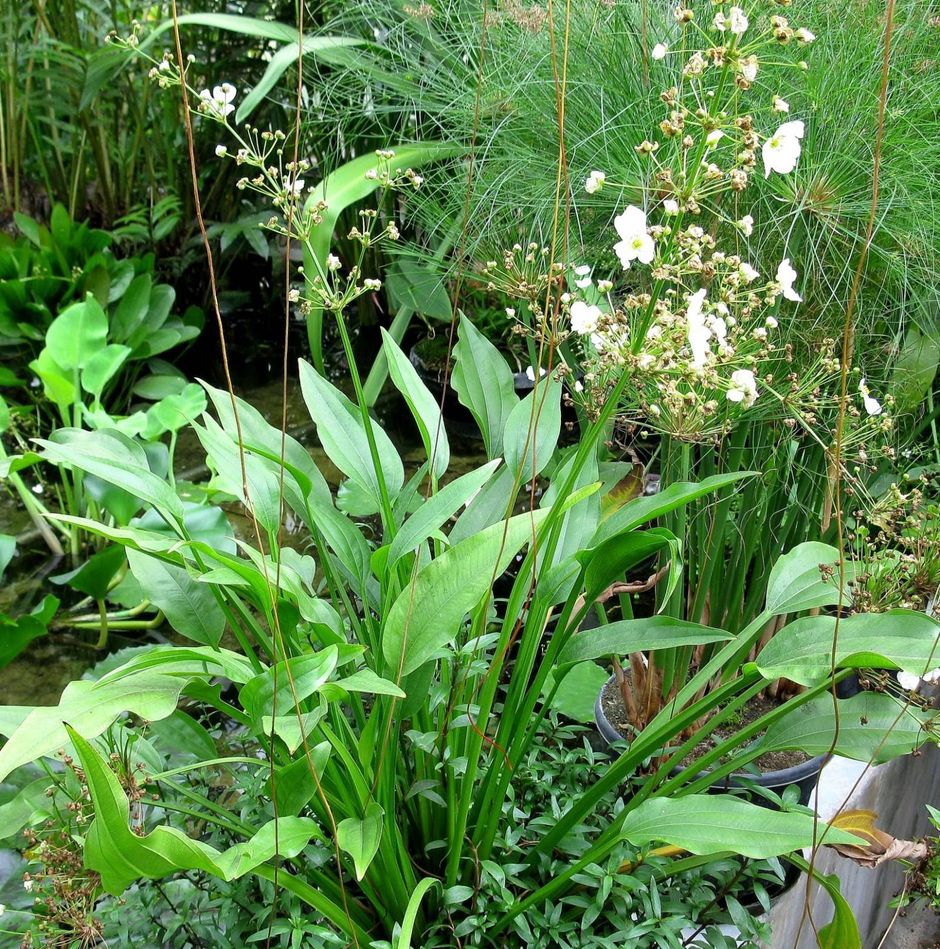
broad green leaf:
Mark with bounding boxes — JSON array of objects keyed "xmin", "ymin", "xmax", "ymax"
[
  {"xmin": 336, "ymin": 802, "xmax": 384, "ymax": 881},
  {"xmin": 758, "ymin": 692, "xmax": 934, "ymax": 764},
  {"xmin": 68, "ymin": 727, "xmax": 319, "ymax": 894},
  {"xmin": 556, "ymin": 616, "xmax": 731, "ymax": 666},
  {"xmin": 110, "ymin": 273, "xmax": 152, "ymax": 342},
  {"xmin": 144, "ymin": 13, "xmax": 300, "ymax": 46},
  {"xmin": 0, "ymin": 594, "xmax": 59, "ymax": 669},
  {"xmin": 45, "ymin": 295, "xmax": 108, "ymax": 370},
  {"xmin": 235, "ymin": 36, "xmax": 365, "ymax": 122},
  {"xmin": 381, "ymin": 328, "xmax": 449, "ymax": 479},
  {"xmin": 619, "ymin": 795, "xmax": 862, "ymax": 858},
  {"xmin": 133, "ymin": 373, "xmax": 188, "ymax": 400},
  {"xmin": 0, "ymin": 673, "xmax": 188, "ymax": 782},
  {"xmin": 387, "ymin": 460, "xmax": 501, "ymax": 568},
  {"xmin": 451, "ymin": 313, "xmax": 517, "ymax": 458},
  {"xmin": 81, "ymin": 344, "xmax": 131, "ymax": 399},
  {"xmin": 545, "ymin": 660, "xmax": 608, "ymax": 723},
  {"xmin": 29, "ymin": 349, "xmax": 75, "ymax": 409},
  {"xmin": 36, "ymin": 429, "xmax": 183, "ymax": 523},
  {"xmin": 143, "ymin": 383, "xmax": 208, "ymax": 437},
  {"xmin": 239, "ymin": 648, "xmax": 339, "ymax": 724},
  {"xmin": 0, "ymin": 777, "xmax": 54, "ymax": 840},
  {"xmin": 449, "ymin": 465, "xmax": 517, "ymax": 545},
  {"xmin": 754, "ymin": 610, "xmax": 940, "ymax": 685},
  {"xmin": 765, "ymin": 542, "xmax": 852, "ymax": 615},
  {"xmin": 591, "ymin": 473, "xmax": 758, "ymax": 547},
  {"xmin": 890, "ymin": 325, "xmax": 939, "ymax": 414},
  {"xmin": 298, "ymin": 359, "xmax": 403, "ymax": 512},
  {"xmin": 386, "ymin": 259, "xmax": 452, "ymax": 321},
  {"xmin": 383, "ymin": 509, "xmax": 550, "ymax": 676},
  {"xmin": 270, "ymin": 742, "xmax": 332, "ymax": 816},
  {"xmin": 51, "ymin": 544, "xmax": 125, "ymax": 600},
  {"xmin": 127, "ymin": 549, "xmax": 226, "ymax": 646},
  {"xmin": 578, "ymin": 528, "xmax": 679, "ymax": 607},
  {"xmin": 326, "ymin": 668, "xmax": 405, "ymax": 699},
  {"xmin": 503, "ymin": 379, "xmax": 562, "ymax": 482}
]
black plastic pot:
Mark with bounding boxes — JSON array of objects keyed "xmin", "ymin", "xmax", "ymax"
[{"xmin": 593, "ymin": 674, "xmax": 829, "ymax": 806}]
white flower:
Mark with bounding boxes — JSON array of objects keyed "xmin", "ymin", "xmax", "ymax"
[
  {"xmin": 924, "ymin": 668, "xmax": 940, "ymax": 684},
  {"xmin": 897, "ymin": 671, "xmax": 920, "ymax": 691},
  {"xmin": 740, "ymin": 56, "xmax": 758, "ymax": 82},
  {"xmin": 765, "ymin": 315, "xmax": 778, "ymax": 329},
  {"xmin": 776, "ymin": 258, "xmax": 802, "ymax": 302},
  {"xmin": 685, "ymin": 289, "xmax": 711, "ymax": 369},
  {"xmin": 859, "ymin": 378, "xmax": 883, "ymax": 416},
  {"xmin": 597, "ymin": 279, "xmax": 613, "ymax": 293},
  {"xmin": 727, "ymin": 369, "xmax": 759, "ymax": 407},
  {"xmin": 762, "ymin": 120, "xmax": 805, "ymax": 177},
  {"xmin": 710, "ymin": 316, "xmax": 728, "ymax": 344},
  {"xmin": 663, "ymin": 199, "xmax": 680, "ymax": 215},
  {"xmin": 637, "ymin": 353, "xmax": 656, "ymax": 370},
  {"xmin": 729, "ymin": 6, "xmax": 749, "ymax": 34},
  {"xmin": 215, "ymin": 144, "xmax": 228, "ymax": 157},
  {"xmin": 739, "ymin": 262, "xmax": 759, "ymax": 284},
  {"xmin": 198, "ymin": 82, "xmax": 237, "ymax": 119},
  {"xmin": 652, "ymin": 43, "xmax": 668, "ymax": 60},
  {"xmin": 573, "ymin": 264, "xmax": 593, "ymax": 289},
  {"xmin": 585, "ymin": 170, "xmax": 606, "ymax": 194},
  {"xmin": 737, "ymin": 214, "xmax": 754, "ymax": 236},
  {"xmin": 525, "ymin": 365, "xmax": 547, "ymax": 382},
  {"xmin": 570, "ymin": 301, "xmax": 602, "ymax": 335},
  {"xmin": 574, "ymin": 380, "xmax": 584, "ymax": 393},
  {"xmin": 713, "ymin": 11, "xmax": 728, "ymax": 30},
  {"xmin": 773, "ymin": 96, "xmax": 790, "ymax": 113},
  {"xmin": 705, "ymin": 129, "xmax": 724, "ymax": 147},
  {"xmin": 326, "ymin": 254, "xmax": 342, "ymax": 271},
  {"xmin": 573, "ymin": 264, "xmax": 591, "ymax": 276},
  {"xmin": 23, "ymin": 879, "xmax": 33, "ymax": 892},
  {"xmin": 795, "ymin": 27, "xmax": 816, "ymax": 44},
  {"xmin": 506, "ymin": 308, "xmax": 516, "ymax": 318},
  {"xmin": 287, "ymin": 178, "xmax": 305, "ymax": 194},
  {"xmin": 613, "ymin": 205, "xmax": 656, "ymax": 269}
]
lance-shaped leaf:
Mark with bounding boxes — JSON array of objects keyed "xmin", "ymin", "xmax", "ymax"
[
  {"xmin": 757, "ymin": 692, "xmax": 934, "ymax": 764},
  {"xmin": 68, "ymin": 727, "xmax": 319, "ymax": 894},
  {"xmin": 556, "ymin": 616, "xmax": 731, "ymax": 666},
  {"xmin": 451, "ymin": 313, "xmax": 518, "ymax": 458},
  {"xmin": 127, "ymin": 548, "xmax": 226, "ymax": 646},
  {"xmin": 381, "ymin": 327, "xmax": 449, "ymax": 479},
  {"xmin": 503, "ymin": 379, "xmax": 562, "ymax": 482},
  {"xmin": 383, "ymin": 509, "xmax": 550, "ymax": 676},
  {"xmin": 619, "ymin": 794, "xmax": 862, "ymax": 859},
  {"xmin": 754, "ymin": 609, "xmax": 940, "ymax": 685},
  {"xmin": 299, "ymin": 359, "xmax": 404, "ymax": 512}
]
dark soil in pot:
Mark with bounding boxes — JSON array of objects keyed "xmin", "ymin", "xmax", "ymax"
[{"xmin": 594, "ymin": 674, "xmax": 829, "ymax": 805}]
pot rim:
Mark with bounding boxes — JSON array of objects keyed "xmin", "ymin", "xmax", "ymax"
[{"xmin": 593, "ymin": 673, "xmax": 830, "ymax": 786}]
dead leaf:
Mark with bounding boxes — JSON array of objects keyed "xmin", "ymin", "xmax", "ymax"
[{"xmin": 828, "ymin": 809, "xmax": 929, "ymax": 868}]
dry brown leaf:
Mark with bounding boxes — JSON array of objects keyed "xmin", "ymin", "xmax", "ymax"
[{"xmin": 827, "ymin": 809, "xmax": 929, "ymax": 868}]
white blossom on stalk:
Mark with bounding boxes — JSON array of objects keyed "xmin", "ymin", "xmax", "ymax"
[
  {"xmin": 652, "ymin": 43, "xmax": 668, "ymax": 60},
  {"xmin": 737, "ymin": 214, "xmax": 754, "ymax": 236},
  {"xmin": 198, "ymin": 83, "xmax": 237, "ymax": 119},
  {"xmin": 897, "ymin": 671, "xmax": 920, "ymax": 691},
  {"xmin": 215, "ymin": 144, "xmax": 228, "ymax": 157},
  {"xmin": 727, "ymin": 369, "xmax": 759, "ymax": 407},
  {"xmin": 706, "ymin": 129, "xmax": 724, "ymax": 147},
  {"xmin": 762, "ymin": 120, "xmax": 805, "ymax": 177},
  {"xmin": 739, "ymin": 262, "xmax": 760, "ymax": 284},
  {"xmin": 795, "ymin": 27, "xmax": 816, "ymax": 44},
  {"xmin": 613, "ymin": 205, "xmax": 656, "ymax": 269},
  {"xmin": 326, "ymin": 254, "xmax": 342, "ymax": 271},
  {"xmin": 573, "ymin": 264, "xmax": 593, "ymax": 289},
  {"xmin": 776, "ymin": 258, "xmax": 802, "ymax": 302},
  {"xmin": 663, "ymin": 199, "xmax": 680, "ymax": 215},
  {"xmin": 740, "ymin": 56, "xmax": 758, "ymax": 82},
  {"xmin": 773, "ymin": 96, "xmax": 790, "ymax": 113},
  {"xmin": 525, "ymin": 365, "xmax": 547, "ymax": 382},
  {"xmin": 585, "ymin": 170, "xmax": 606, "ymax": 194},
  {"xmin": 859, "ymin": 378, "xmax": 883, "ymax": 416},
  {"xmin": 570, "ymin": 301, "xmax": 602, "ymax": 335},
  {"xmin": 685, "ymin": 288, "xmax": 711, "ymax": 369},
  {"xmin": 720, "ymin": 6, "xmax": 749, "ymax": 34}
]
